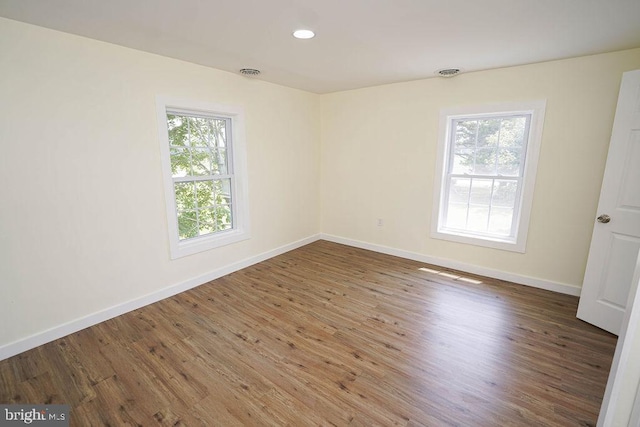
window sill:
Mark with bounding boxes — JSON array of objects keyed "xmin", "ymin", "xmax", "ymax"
[
  {"xmin": 431, "ymin": 229, "xmax": 526, "ymax": 253},
  {"xmin": 169, "ymin": 228, "xmax": 250, "ymax": 259}
]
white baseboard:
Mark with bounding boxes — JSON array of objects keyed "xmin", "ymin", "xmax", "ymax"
[
  {"xmin": 320, "ymin": 233, "xmax": 582, "ymax": 297},
  {"xmin": 0, "ymin": 234, "xmax": 321, "ymax": 362},
  {"xmin": 1, "ymin": 232, "xmax": 581, "ymax": 361}
]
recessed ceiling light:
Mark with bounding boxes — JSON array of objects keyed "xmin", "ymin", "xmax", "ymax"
[{"xmin": 293, "ymin": 29, "xmax": 315, "ymax": 39}]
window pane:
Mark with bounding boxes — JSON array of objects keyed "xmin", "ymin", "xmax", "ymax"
[
  {"xmin": 477, "ymin": 119, "xmax": 501, "ymax": 148},
  {"xmin": 219, "ymin": 179, "xmax": 232, "ymax": 204},
  {"xmin": 499, "ymin": 117, "xmax": 526, "ymax": 148},
  {"xmin": 174, "ymin": 182, "xmax": 196, "ymax": 210},
  {"xmin": 473, "ymin": 148, "xmax": 497, "ymax": 175},
  {"xmin": 448, "ymin": 178, "xmax": 471, "ymax": 204},
  {"xmin": 177, "ymin": 210, "xmax": 198, "ymax": 240},
  {"xmin": 190, "ymin": 148, "xmax": 211, "ymax": 175},
  {"xmin": 452, "ymin": 120, "xmax": 476, "ymax": 174},
  {"xmin": 445, "ymin": 203, "xmax": 468, "ymax": 229},
  {"xmin": 492, "ymin": 180, "xmax": 517, "ymax": 208},
  {"xmin": 209, "ymin": 150, "xmax": 220, "ymax": 174},
  {"xmin": 213, "ymin": 120, "xmax": 227, "ymax": 149},
  {"xmin": 196, "ymin": 180, "xmax": 214, "ymax": 208},
  {"xmin": 187, "ymin": 117, "xmax": 211, "ymax": 148},
  {"xmin": 469, "ymin": 179, "xmax": 493, "ymax": 206},
  {"xmin": 170, "ymin": 147, "xmax": 191, "ymax": 177},
  {"xmin": 454, "ymin": 120, "xmax": 477, "ymax": 149},
  {"xmin": 467, "ymin": 206, "xmax": 489, "ymax": 232},
  {"xmin": 198, "ymin": 207, "xmax": 216, "ymax": 235},
  {"xmin": 488, "ymin": 207, "xmax": 514, "ymax": 235},
  {"xmin": 451, "ymin": 150, "xmax": 473, "ymax": 174},
  {"xmin": 496, "ymin": 148, "xmax": 522, "ymax": 176},
  {"xmin": 167, "ymin": 114, "xmax": 187, "ymax": 147},
  {"xmin": 215, "ymin": 148, "xmax": 228, "ymax": 175},
  {"xmin": 216, "ymin": 205, "xmax": 233, "ymax": 231}
]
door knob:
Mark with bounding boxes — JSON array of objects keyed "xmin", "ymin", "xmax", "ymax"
[{"xmin": 597, "ymin": 214, "xmax": 611, "ymax": 223}]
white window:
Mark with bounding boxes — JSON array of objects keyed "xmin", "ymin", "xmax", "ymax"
[
  {"xmin": 431, "ymin": 101, "xmax": 546, "ymax": 252},
  {"xmin": 156, "ymin": 97, "xmax": 250, "ymax": 259}
]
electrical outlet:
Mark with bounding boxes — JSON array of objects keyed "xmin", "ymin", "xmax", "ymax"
[{"xmin": 377, "ymin": 219, "xmax": 383, "ymax": 227}]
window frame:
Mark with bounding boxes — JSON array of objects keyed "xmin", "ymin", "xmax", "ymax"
[
  {"xmin": 431, "ymin": 101, "xmax": 546, "ymax": 253},
  {"xmin": 156, "ymin": 96, "xmax": 250, "ymax": 259}
]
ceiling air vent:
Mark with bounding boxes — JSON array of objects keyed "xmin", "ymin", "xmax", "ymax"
[
  {"xmin": 239, "ymin": 68, "xmax": 261, "ymax": 76},
  {"xmin": 436, "ymin": 68, "xmax": 461, "ymax": 78}
]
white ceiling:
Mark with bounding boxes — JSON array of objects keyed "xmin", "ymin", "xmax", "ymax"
[{"xmin": 1, "ymin": 0, "xmax": 639, "ymax": 94}]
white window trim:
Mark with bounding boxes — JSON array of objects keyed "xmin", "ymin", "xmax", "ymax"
[
  {"xmin": 156, "ymin": 96, "xmax": 250, "ymax": 259},
  {"xmin": 431, "ymin": 100, "xmax": 546, "ymax": 253}
]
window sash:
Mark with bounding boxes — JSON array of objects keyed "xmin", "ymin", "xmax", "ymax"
[
  {"xmin": 166, "ymin": 112, "xmax": 236, "ymax": 242},
  {"xmin": 173, "ymin": 174, "xmax": 233, "ymax": 183},
  {"xmin": 440, "ymin": 113, "xmax": 532, "ymax": 242},
  {"xmin": 441, "ymin": 176, "xmax": 522, "ymax": 239}
]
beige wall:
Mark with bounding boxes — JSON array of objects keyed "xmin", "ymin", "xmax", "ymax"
[
  {"xmin": 0, "ymin": 18, "xmax": 320, "ymax": 349},
  {"xmin": 320, "ymin": 49, "xmax": 640, "ymax": 291}
]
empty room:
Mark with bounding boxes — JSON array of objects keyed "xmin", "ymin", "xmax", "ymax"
[{"xmin": 1, "ymin": 1, "xmax": 640, "ymax": 425}]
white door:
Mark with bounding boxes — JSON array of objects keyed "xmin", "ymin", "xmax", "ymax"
[
  {"xmin": 577, "ymin": 69, "xmax": 640, "ymax": 336},
  {"xmin": 596, "ymin": 251, "xmax": 640, "ymax": 426}
]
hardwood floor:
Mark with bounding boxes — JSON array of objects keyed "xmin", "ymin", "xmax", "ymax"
[{"xmin": 0, "ymin": 241, "xmax": 617, "ymax": 426}]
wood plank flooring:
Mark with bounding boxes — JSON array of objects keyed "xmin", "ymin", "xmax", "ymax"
[{"xmin": 0, "ymin": 241, "xmax": 617, "ymax": 426}]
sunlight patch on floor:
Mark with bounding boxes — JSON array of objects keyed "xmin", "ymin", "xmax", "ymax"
[{"xmin": 418, "ymin": 267, "xmax": 483, "ymax": 285}]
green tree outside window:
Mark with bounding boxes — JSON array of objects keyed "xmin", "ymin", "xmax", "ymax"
[{"xmin": 167, "ymin": 114, "xmax": 233, "ymax": 240}]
